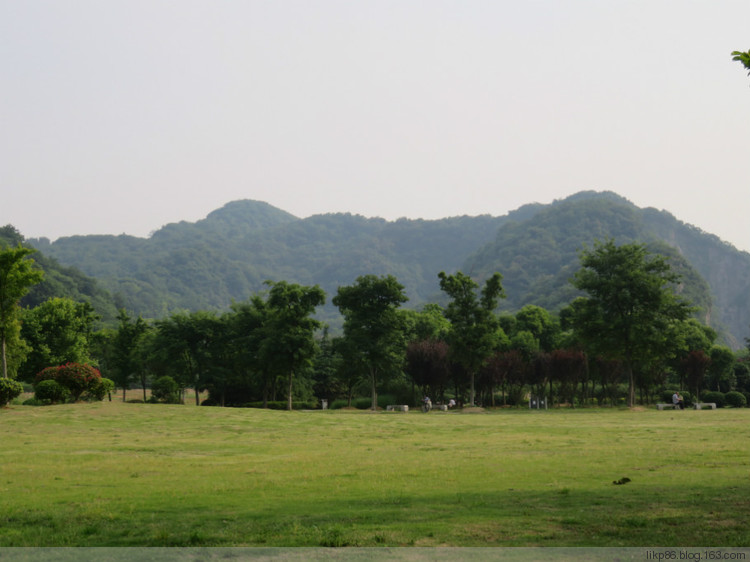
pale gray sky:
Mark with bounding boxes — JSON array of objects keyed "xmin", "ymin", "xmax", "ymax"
[{"xmin": 2, "ymin": 1, "xmax": 749, "ymax": 251}]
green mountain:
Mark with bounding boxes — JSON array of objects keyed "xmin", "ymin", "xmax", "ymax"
[
  {"xmin": 28, "ymin": 192, "xmax": 750, "ymax": 348},
  {"xmin": 466, "ymin": 191, "xmax": 748, "ymax": 347}
]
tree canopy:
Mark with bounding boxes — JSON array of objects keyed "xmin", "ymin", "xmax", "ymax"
[
  {"xmin": 0, "ymin": 245, "xmax": 44, "ymax": 378},
  {"xmin": 333, "ymin": 274, "xmax": 408, "ymax": 410},
  {"xmin": 732, "ymin": 50, "xmax": 750, "ymax": 77},
  {"xmin": 438, "ymin": 270, "xmax": 505, "ymax": 406},
  {"xmin": 570, "ymin": 240, "xmax": 692, "ymax": 406}
]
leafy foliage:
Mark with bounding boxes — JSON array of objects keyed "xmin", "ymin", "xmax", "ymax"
[
  {"xmin": 150, "ymin": 375, "xmax": 180, "ymax": 404},
  {"xmin": 35, "ymin": 363, "xmax": 102, "ymax": 402},
  {"xmin": 0, "ymin": 377, "xmax": 24, "ymax": 406},
  {"xmin": 570, "ymin": 240, "xmax": 692, "ymax": 406},
  {"xmin": 732, "ymin": 50, "xmax": 750, "ymax": 76},
  {"xmin": 0, "ymin": 244, "xmax": 44, "ymax": 378},
  {"xmin": 34, "ymin": 379, "xmax": 70, "ymax": 404},
  {"xmin": 333, "ymin": 274, "xmax": 408, "ymax": 410}
]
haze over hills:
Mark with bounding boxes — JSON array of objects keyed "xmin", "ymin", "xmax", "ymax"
[{"xmin": 27, "ymin": 191, "xmax": 750, "ymax": 348}]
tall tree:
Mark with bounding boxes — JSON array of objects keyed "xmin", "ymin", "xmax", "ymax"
[
  {"xmin": 20, "ymin": 297, "xmax": 99, "ymax": 380},
  {"xmin": 259, "ymin": 281, "xmax": 325, "ymax": 411},
  {"xmin": 152, "ymin": 310, "xmax": 221, "ymax": 405},
  {"xmin": 438, "ymin": 271, "xmax": 505, "ymax": 406},
  {"xmin": 333, "ymin": 274, "xmax": 408, "ymax": 410},
  {"xmin": 110, "ymin": 309, "xmax": 150, "ymax": 401},
  {"xmin": 0, "ymin": 245, "xmax": 44, "ymax": 378},
  {"xmin": 570, "ymin": 240, "xmax": 692, "ymax": 407}
]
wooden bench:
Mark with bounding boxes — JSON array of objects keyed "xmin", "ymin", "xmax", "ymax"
[
  {"xmin": 656, "ymin": 403, "xmax": 678, "ymax": 410},
  {"xmin": 386, "ymin": 405, "xmax": 409, "ymax": 412},
  {"xmin": 694, "ymin": 402, "xmax": 717, "ymax": 410}
]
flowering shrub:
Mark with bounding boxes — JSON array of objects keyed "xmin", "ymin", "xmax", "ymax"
[
  {"xmin": 0, "ymin": 378, "xmax": 24, "ymax": 406},
  {"xmin": 34, "ymin": 366, "xmax": 60, "ymax": 385},
  {"xmin": 34, "ymin": 363, "xmax": 102, "ymax": 402}
]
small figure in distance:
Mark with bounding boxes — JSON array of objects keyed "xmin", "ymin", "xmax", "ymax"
[
  {"xmin": 422, "ymin": 395, "xmax": 432, "ymax": 413},
  {"xmin": 448, "ymin": 398, "xmax": 456, "ymax": 409},
  {"xmin": 672, "ymin": 391, "xmax": 684, "ymax": 410}
]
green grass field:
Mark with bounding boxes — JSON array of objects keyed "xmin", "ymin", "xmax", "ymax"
[{"xmin": 1, "ymin": 402, "xmax": 749, "ymax": 547}]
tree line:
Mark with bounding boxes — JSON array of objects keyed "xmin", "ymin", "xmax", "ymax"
[{"xmin": 1, "ymin": 239, "xmax": 748, "ymax": 410}]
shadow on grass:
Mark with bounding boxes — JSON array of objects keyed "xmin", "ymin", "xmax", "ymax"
[{"xmin": 3, "ymin": 482, "xmax": 749, "ymax": 547}]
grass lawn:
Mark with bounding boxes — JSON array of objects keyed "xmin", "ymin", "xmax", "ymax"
[{"xmin": 1, "ymin": 401, "xmax": 749, "ymax": 547}]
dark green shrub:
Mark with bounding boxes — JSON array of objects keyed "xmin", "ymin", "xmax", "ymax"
[
  {"xmin": 22, "ymin": 397, "xmax": 44, "ymax": 406},
  {"xmin": 34, "ymin": 379, "xmax": 70, "ymax": 404},
  {"xmin": 724, "ymin": 391, "xmax": 747, "ymax": 408},
  {"xmin": 699, "ymin": 390, "xmax": 725, "ymax": 408},
  {"xmin": 150, "ymin": 376, "xmax": 180, "ymax": 404},
  {"xmin": 84, "ymin": 377, "xmax": 114, "ymax": 401},
  {"xmin": 0, "ymin": 378, "xmax": 24, "ymax": 406}
]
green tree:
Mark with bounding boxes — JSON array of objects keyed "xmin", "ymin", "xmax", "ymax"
[
  {"xmin": 20, "ymin": 297, "xmax": 98, "ymax": 380},
  {"xmin": 110, "ymin": 309, "xmax": 151, "ymax": 401},
  {"xmin": 333, "ymin": 274, "xmax": 408, "ymax": 410},
  {"xmin": 152, "ymin": 310, "xmax": 221, "ymax": 405},
  {"xmin": 708, "ymin": 345, "xmax": 736, "ymax": 393},
  {"xmin": 732, "ymin": 50, "xmax": 750, "ymax": 77},
  {"xmin": 259, "ymin": 281, "xmax": 325, "ymax": 411},
  {"xmin": 225, "ymin": 296, "xmax": 270, "ymax": 407},
  {"xmin": 570, "ymin": 240, "xmax": 692, "ymax": 407},
  {"xmin": 0, "ymin": 245, "xmax": 44, "ymax": 378},
  {"xmin": 513, "ymin": 305, "xmax": 560, "ymax": 353},
  {"xmin": 438, "ymin": 271, "xmax": 505, "ymax": 406}
]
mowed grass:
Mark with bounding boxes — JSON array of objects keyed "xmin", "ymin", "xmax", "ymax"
[{"xmin": 1, "ymin": 402, "xmax": 749, "ymax": 547}]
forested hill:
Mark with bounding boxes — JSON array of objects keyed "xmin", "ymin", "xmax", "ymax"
[
  {"xmin": 465, "ymin": 191, "xmax": 750, "ymax": 347},
  {"xmin": 28, "ymin": 192, "xmax": 750, "ymax": 347},
  {"xmin": 0, "ymin": 226, "xmax": 118, "ymax": 326}
]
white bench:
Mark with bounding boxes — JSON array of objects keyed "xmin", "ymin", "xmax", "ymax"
[
  {"xmin": 386, "ymin": 405, "xmax": 409, "ymax": 412},
  {"xmin": 656, "ymin": 403, "xmax": 678, "ymax": 410},
  {"xmin": 694, "ymin": 402, "xmax": 717, "ymax": 410}
]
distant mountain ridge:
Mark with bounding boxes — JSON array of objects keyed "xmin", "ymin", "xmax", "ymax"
[{"xmin": 29, "ymin": 191, "xmax": 750, "ymax": 348}]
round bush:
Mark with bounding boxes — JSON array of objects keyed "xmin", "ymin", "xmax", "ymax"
[
  {"xmin": 699, "ymin": 390, "xmax": 725, "ymax": 408},
  {"xmin": 151, "ymin": 376, "xmax": 180, "ymax": 404},
  {"xmin": 85, "ymin": 377, "xmax": 114, "ymax": 401},
  {"xmin": 34, "ymin": 379, "xmax": 70, "ymax": 404},
  {"xmin": 0, "ymin": 378, "xmax": 24, "ymax": 406},
  {"xmin": 724, "ymin": 391, "xmax": 747, "ymax": 408}
]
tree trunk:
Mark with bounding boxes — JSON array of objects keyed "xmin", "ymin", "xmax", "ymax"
[
  {"xmin": 627, "ymin": 367, "xmax": 635, "ymax": 408},
  {"xmin": 122, "ymin": 387, "xmax": 126, "ymax": 402},
  {"xmin": 287, "ymin": 370, "xmax": 294, "ymax": 411},
  {"xmin": 370, "ymin": 368, "xmax": 378, "ymax": 410},
  {"xmin": 1, "ymin": 337, "xmax": 7, "ymax": 379}
]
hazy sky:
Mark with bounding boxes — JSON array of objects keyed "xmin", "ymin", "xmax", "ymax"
[{"xmin": 2, "ymin": 1, "xmax": 749, "ymax": 252}]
